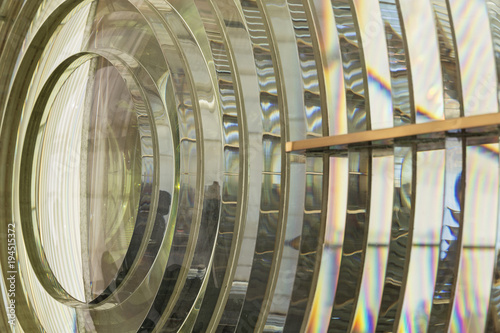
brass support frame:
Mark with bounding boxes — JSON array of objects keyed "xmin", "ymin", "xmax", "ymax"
[{"xmin": 286, "ymin": 113, "xmax": 500, "ymax": 152}]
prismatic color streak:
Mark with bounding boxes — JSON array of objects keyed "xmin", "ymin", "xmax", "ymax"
[
  {"xmin": 397, "ymin": 148, "xmax": 445, "ymax": 332},
  {"xmin": 398, "ymin": 0, "xmax": 444, "ymax": 122},
  {"xmin": 449, "ymin": 0, "xmax": 498, "ymax": 116},
  {"xmin": 375, "ymin": 146, "xmax": 414, "ymax": 332},
  {"xmin": 426, "ymin": 138, "xmax": 463, "ymax": 331},
  {"xmin": 379, "ymin": 0, "xmax": 412, "ymax": 127},
  {"xmin": 353, "ymin": 0, "xmax": 393, "ymax": 130},
  {"xmin": 306, "ymin": 156, "xmax": 348, "ymax": 332},
  {"xmin": 328, "ymin": 149, "xmax": 370, "ymax": 332},
  {"xmin": 351, "ymin": 153, "xmax": 394, "ymax": 332},
  {"xmin": 486, "ymin": 4, "xmax": 500, "ymax": 330},
  {"xmin": 486, "ymin": 2, "xmax": 500, "ymax": 118},
  {"xmin": 331, "ymin": 0, "xmax": 368, "ymax": 134},
  {"xmin": 430, "ymin": 0, "xmax": 462, "ymax": 120},
  {"xmin": 449, "ymin": 143, "xmax": 499, "ymax": 332},
  {"xmin": 282, "ymin": 155, "xmax": 325, "ymax": 332},
  {"xmin": 311, "ymin": 0, "xmax": 347, "ymax": 136}
]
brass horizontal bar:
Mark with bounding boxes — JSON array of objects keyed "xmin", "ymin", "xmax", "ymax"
[{"xmin": 286, "ymin": 112, "xmax": 500, "ymax": 152}]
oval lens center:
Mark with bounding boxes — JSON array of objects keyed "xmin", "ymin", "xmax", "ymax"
[{"xmin": 36, "ymin": 57, "xmax": 141, "ymax": 302}]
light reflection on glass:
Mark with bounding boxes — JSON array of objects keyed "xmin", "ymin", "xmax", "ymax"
[
  {"xmin": 431, "ymin": 0, "xmax": 462, "ymax": 120},
  {"xmin": 306, "ymin": 156, "xmax": 348, "ymax": 333},
  {"xmin": 375, "ymin": 146, "xmax": 414, "ymax": 332},
  {"xmin": 399, "ymin": 0, "xmax": 444, "ymax": 122},
  {"xmin": 354, "ymin": 0, "xmax": 393, "ymax": 130},
  {"xmin": 332, "ymin": 0, "xmax": 368, "ymax": 133},
  {"xmin": 428, "ymin": 137, "xmax": 464, "ymax": 330},
  {"xmin": 311, "ymin": 0, "xmax": 347, "ymax": 136},
  {"xmin": 0, "ymin": 0, "xmax": 499, "ymax": 331},
  {"xmin": 449, "ymin": 0, "xmax": 498, "ymax": 116},
  {"xmin": 352, "ymin": 152, "xmax": 394, "ymax": 333},
  {"xmin": 449, "ymin": 143, "xmax": 499, "ymax": 332},
  {"xmin": 329, "ymin": 150, "xmax": 370, "ymax": 332},
  {"xmin": 379, "ymin": 0, "xmax": 412, "ymax": 126},
  {"xmin": 398, "ymin": 148, "xmax": 445, "ymax": 332}
]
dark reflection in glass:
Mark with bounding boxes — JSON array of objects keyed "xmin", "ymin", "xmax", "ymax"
[
  {"xmin": 1, "ymin": 0, "xmax": 500, "ymax": 331},
  {"xmin": 427, "ymin": 138, "xmax": 464, "ymax": 332},
  {"xmin": 141, "ymin": 183, "xmax": 219, "ymax": 332},
  {"xmin": 328, "ymin": 150, "xmax": 371, "ymax": 332},
  {"xmin": 375, "ymin": 145, "xmax": 415, "ymax": 332}
]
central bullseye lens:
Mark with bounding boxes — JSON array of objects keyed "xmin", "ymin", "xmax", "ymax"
[{"xmin": 35, "ymin": 57, "xmax": 142, "ymax": 301}]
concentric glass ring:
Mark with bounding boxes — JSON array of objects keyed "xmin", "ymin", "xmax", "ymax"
[{"xmin": 0, "ymin": 0, "xmax": 499, "ymax": 332}]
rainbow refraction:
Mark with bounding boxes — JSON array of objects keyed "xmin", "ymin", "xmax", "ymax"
[{"xmin": 0, "ymin": 0, "xmax": 499, "ymax": 332}]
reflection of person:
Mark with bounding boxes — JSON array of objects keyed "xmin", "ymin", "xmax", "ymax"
[
  {"xmin": 157, "ymin": 190, "xmax": 172, "ymax": 216},
  {"xmin": 143, "ymin": 190, "xmax": 171, "ymax": 262},
  {"xmin": 195, "ymin": 181, "xmax": 221, "ymax": 267},
  {"xmin": 141, "ymin": 183, "xmax": 222, "ymax": 331},
  {"xmin": 124, "ymin": 189, "xmax": 171, "ymax": 268},
  {"xmin": 92, "ymin": 190, "xmax": 171, "ymax": 304},
  {"xmin": 100, "ymin": 251, "xmax": 117, "ymax": 295}
]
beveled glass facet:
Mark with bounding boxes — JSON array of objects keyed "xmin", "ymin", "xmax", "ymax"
[{"xmin": 0, "ymin": 0, "xmax": 499, "ymax": 332}]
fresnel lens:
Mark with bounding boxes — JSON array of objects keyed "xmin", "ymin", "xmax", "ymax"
[{"xmin": 0, "ymin": 0, "xmax": 499, "ymax": 332}]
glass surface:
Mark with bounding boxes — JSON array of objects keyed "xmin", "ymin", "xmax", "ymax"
[
  {"xmin": 375, "ymin": 145, "xmax": 415, "ymax": 332},
  {"xmin": 449, "ymin": 141, "xmax": 499, "ymax": 332},
  {"xmin": 449, "ymin": 0, "xmax": 498, "ymax": 117},
  {"xmin": 398, "ymin": 146, "xmax": 445, "ymax": 332},
  {"xmin": 0, "ymin": 0, "xmax": 499, "ymax": 332},
  {"xmin": 379, "ymin": 0, "xmax": 412, "ymax": 127},
  {"xmin": 354, "ymin": 0, "xmax": 393, "ymax": 130},
  {"xmin": 306, "ymin": 155, "xmax": 348, "ymax": 332},
  {"xmin": 35, "ymin": 57, "xmax": 142, "ymax": 302},
  {"xmin": 399, "ymin": 0, "xmax": 444, "ymax": 122},
  {"xmin": 352, "ymin": 151, "xmax": 394, "ymax": 333}
]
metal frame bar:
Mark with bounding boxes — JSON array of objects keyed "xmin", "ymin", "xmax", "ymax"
[{"xmin": 286, "ymin": 113, "xmax": 500, "ymax": 152}]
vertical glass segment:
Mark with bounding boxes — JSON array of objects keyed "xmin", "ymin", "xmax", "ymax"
[
  {"xmin": 332, "ymin": 0, "xmax": 369, "ymax": 133},
  {"xmin": 449, "ymin": 141, "xmax": 499, "ymax": 332},
  {"xmin": 379, "ymin": 0, "xmax": 412, "ymax": 126},
  {"xmin": 309, "ymin": 0, "xmax": 347, "ymax": 136},
  {"xmin": 488, "ymin": 145, "xmax": 500, "ymax": 333},
  {"xmin": 1, "ymin": 0, "xmax": 500, "ymax": 332},
  {"xmin": 11, "ymin": 3, "xmax": 94, "ymax": 332},
  {"xmin": 398, "ymin": 0, "xmax": 444, "ymax": 122},
  {"xmin": 375, "ymin": 145, "xmax": 415, "ymax": 332},
  {"xmin": 351, "ymin": 151, "xmax": 394, "ymax": 333},
  {"xmin": 486, "ymin": 2, "xmax": 500, "ymax": 120},
  {"xmin": 189, "ymin": 1, "xmax": 242, "ymax": 331},
  {"xmin": 486, "ymin": 18, "xmax": 500, "ymax": 330},
  {"xmin": 282, "ymin": 155, "xmax": 325, "ymax": 332},
  {"xmin": 285, "ymin": 0, "xmax": 324, "ymax": 139},
  {"xmin": 260, "ymin": 0, "xmax": 324, "ymax": 325},
  {"xmin": 448, "ymin": 0, "xmax": 498, "ymax": 116},
  {"xmin": 488, "ymin": 1, "xmax": 500, "ymax": 314},
  {"xmin": 262, "ymin": 0, "xmax": 323, "ymax": 140},
  {"xmin": 428, "ymin": 137, "xmax": 464, "ymax": 331},
  {"xmin": 208, "ymin": 0, "xmax": 265, "ymax": 330},
  {"xmin": 430, "ymin": 0, "xmax": 462, "ymax": 119},
  {"xmin": 397, "ymin": 146, "xmax": 445, "ymax": 332},
  {"xmin": 328, "ymin": 149, "xmax": 371, "ymax": 332},
  {"xmin": 230, "ymin": 0, "xmax": 283, "ymax": 331},
  {"xmin": 306, "ymin": 155, "xmax": 348, "ymax": 332},
  {"xmin": 264, "ymin": 154, "xmax": 305, "ymax": 332},
  {"xmin": 354, "ymin": 0, "xmax": 393, "ymax": 130}
]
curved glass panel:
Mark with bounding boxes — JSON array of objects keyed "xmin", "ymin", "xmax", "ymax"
[{"xmin": 0, "ymin": 0, "xmax": 499, "ymax": 332}]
